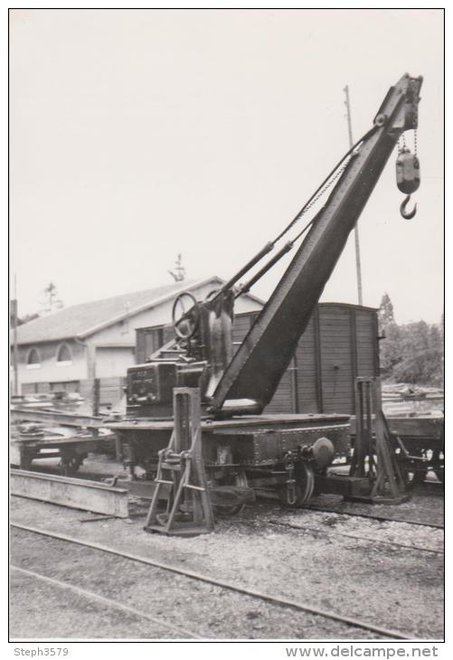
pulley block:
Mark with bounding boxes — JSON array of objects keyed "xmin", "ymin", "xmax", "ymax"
[
  {"xmin": 396, "ymin": 147, "xmax": 420, "ymax": 219},
  {"xmin": 396, "ymin": 148, "xmax": 420, "ymax": 194}
]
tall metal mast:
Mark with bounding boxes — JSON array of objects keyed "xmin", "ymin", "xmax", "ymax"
[
  {"xmin": 12, "ymin": 275, "xmax": 19, "ymax": 396},
  {"xmin": 344, "ymin": 84, "xmax": 363, "ymax": 306}
]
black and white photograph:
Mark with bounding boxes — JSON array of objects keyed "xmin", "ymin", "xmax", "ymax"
[{"xmin": 8, "ymin": 6, "xmax": 445, "ymax": 652}]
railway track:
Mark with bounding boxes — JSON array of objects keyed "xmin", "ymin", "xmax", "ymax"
[
  {"xmin": 72, "ymin": 499, "xmax": 444, "ymax": 552},
  {"xmin": 265, "ymin": 519, "xmax": 443, "ymax": 554},
  {"xmin": 84, "ymin": 500, "xmax": 445, "ymax": 531},
  {"xmin": 10, "ymin": 522, "xmax": 416, "ymax": 641},
  {"xmin": 304, "ymin": 503, "xmax": 444, "ymax": 529},
  {"xmin": 10, "ymin": 565, "xmax": 199, "ymax": 639},
  {"xmin": 13, "ymin": 460, "xmax": 444, "ymax": 529}
]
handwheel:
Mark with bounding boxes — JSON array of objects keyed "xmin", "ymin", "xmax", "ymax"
[{"xmin": 172, "ymin": 291, "xmax": 200, "ymax": 339}]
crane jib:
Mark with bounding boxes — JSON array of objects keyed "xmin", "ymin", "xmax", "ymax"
[{"xmin": 209, "ymin": 74, "xmax": 423, "ymax": 415}]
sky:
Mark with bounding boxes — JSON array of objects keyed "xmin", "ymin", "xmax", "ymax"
[{"xmin": 9, "ymin": 8, "xmax": 444, "ymax": 324}]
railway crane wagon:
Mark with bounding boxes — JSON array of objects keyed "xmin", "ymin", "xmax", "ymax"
[{"xmin": 110, "ymin": 74, "xmax": 424, "ymax": 514}]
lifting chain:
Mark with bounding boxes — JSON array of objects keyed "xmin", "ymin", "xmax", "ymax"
[
  {"xmin": 289, "ymin": 158, "xmax": 351, "ymax": 244},
  {"xmin": 397, "ymin": 129, "xmax": 420, "ymax": 220},
  {"xmin": 301, "ymin": 159, "xmax": 350, "ymax": 216}
]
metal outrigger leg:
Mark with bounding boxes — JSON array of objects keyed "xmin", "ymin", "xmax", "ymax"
[
  {"xmin": 143, "ymin": 387, "xmax": 215, "ymax": 536},
  {"xmin": 348, "ymin": 378, "xmax": 409, "ymax": 504}
]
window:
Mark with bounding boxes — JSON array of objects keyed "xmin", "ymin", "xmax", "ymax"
[
  {"xmin": 120, "ymin": 319, "xmax": 130, "ymax": 335},
  {"xmin": 50, "ymin": 381, "xmax": 79, "ymax": 393},
  {"xmin": 146, "ymin": 327, "xmax": 164, "ymax": 356},
  {"xmin": 56, "ymin": 343, "xmax": 72, "ymax": 366},
  {"xmin": 26, "ymin": 348, "xmax": 41, "ymax": 369},
  {"xmin": 22, "ymin": 383, "xmax": 38, "ymax": 394}
]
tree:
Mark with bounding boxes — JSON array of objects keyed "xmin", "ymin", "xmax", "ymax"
[
  {"xmin": 378, "ymin": 292, "xmax": 395, "ymax": 330},
  {"xmin": 392, "ymin": 321, "xmax": 443, "ymax": 386},
  {"xmin": 41, "ymin": 282, "xmax": 64, "ymax": 314},
  {"xmin": 377, "ymin": 293, "xmax": 443, "ymax": 386},
  {"xmin": 379, "ymin": 321, "xmax": 402, "ymax": 377},
  {"xmin": 378, "ymin": 293, "xmax": 400, "ymax": 378}
]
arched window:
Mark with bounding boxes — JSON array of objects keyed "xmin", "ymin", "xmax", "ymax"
[
  {"xmin": 26, "ymin": 348, "xmax": 41, "ymax": 369},
  {"xmin": 56, "ymin": 343, "xmax": 72, "ymax": 365}
]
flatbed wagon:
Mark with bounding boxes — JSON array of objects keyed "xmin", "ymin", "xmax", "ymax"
[
  {"xmin": 10, "ymin": 407, "xmax": 117, "ymax": 475},
  {"xmin": 387, "ymin": 414, "xmax": 444, "ymax": 484},
  {"xmin": 109, "ymin": 413, "xmax": 351, "ymax": 508},
  {"xmin": 11, "ymin": 432, "xmax": 99, "ymax": 475}
]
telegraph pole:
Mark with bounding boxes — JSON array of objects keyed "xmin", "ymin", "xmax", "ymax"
[
  {"xmin": 344, "ymin": 85, "xmax": 363, "ymax": 306},
  {"xmin": 12, "ymin": 275, "xmax": 19, "ymax": 395}
]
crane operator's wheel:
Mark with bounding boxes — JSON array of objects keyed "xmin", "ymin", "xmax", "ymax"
[{"xmin": 172, "ymin": 291, "xmax": 200, "ymax": 340}]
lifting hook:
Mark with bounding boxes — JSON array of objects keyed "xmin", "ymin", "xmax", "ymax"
[{"xmin": 400, "ymin": 194, "xmax": 417, "ymax": 220}]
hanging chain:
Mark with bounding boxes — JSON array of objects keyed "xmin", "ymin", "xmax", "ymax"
[
  {"xmin": 398, "ymin": 129, "xmax": 417, "ymax": 156},
  {"xmin": 294, "ymin": 157, "xmax": 351, "ymax": 224},
  {"xmin": 398, "ymin": 133, "xmax": 407, "ymax": 154}
]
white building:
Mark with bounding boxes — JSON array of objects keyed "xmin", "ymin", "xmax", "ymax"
[{"xmin": 14, "ymin": 276, "xmax": 263, "ymax": 407}]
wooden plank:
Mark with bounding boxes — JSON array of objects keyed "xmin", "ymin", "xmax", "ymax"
[
  {"xmin": 12, "ymin": 434, "xmax": 99, "ymax": 449},
  {"xmin": 10, "ymin": 408, "xmax": 105, "ymax": 428},
  {"xmin": 350, "ymin": 309, "xmax": 358, "ymax": 414},
  {"xmin": 319, "ymin": 313, "xmax": 351, "ymax": 321},
  {"xmin": 320, "ymin": 385, "xmax": 355, "ymax": 393},
  {"xmin": 387, "ymin": 416, "xmax": 444, "ymax": 438},
  {"xmin": 320, "ymin": 307, "xmax": 354, "ymax": 413},
  {"xmin": 265, "ymin": 371, "xmax": 293, "ymax": 412},
  {"xmin": 297, "ymin": 380, "xmax": 319, "ymax": 390},
  {"xmin": 313, "ymin": 307, "xmax": 323, "ymax": 412},
  {"xmin": 10, "ymin": 469, "xmax": 129, "ymax": 518}
]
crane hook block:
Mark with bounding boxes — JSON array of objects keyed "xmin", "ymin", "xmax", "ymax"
[
  {"xmin": 396, "ymin": 148, "xmax": 420, "ymax": 194},
  {"xmin": 400, "ymin": 194, "xmax": 417, "ymax": 220}
]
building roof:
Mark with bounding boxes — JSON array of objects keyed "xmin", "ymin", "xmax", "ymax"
[{"xmin": 15, "ymin": 277, "xmax": 264, "ymax": 345}]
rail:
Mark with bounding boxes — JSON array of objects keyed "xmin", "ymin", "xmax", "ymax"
[{"xmin": 11, "ymin": 522, "xmax": 417, "ymax": 640}]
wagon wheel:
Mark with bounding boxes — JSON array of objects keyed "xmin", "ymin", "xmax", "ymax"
[
  {"xmin": 432, "ymin": 449, "xmax": 444, "ymax": 484},
  {"xmin": 59, "ymin": 452, "xmax": 83, "ymax": 476},
  {"xmin": 401, "ymin": 460, "xmax": 427, "ymax": 489},
  {"xmin": 214, "ymin": 471, "xmax": 249, "ymax": 517},
  {"xmin": 279, "ymin": 462, "xmax": 315, "ymax": 508}
]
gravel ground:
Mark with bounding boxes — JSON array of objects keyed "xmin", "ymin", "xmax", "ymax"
[
  {"xmin": 10, "ymin": 483, "xmax": 444, "ymax": 642},
  {"xmin": 10, "ymin": 568, "xmax": 183, "ymax": 640},
  {"xmin": 10, "ymin": 529, "xmax": 385, "ymax": 641},
  {"xmin": 307, "ymin": 488, "xmax": 444, "ymax": 527}
]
